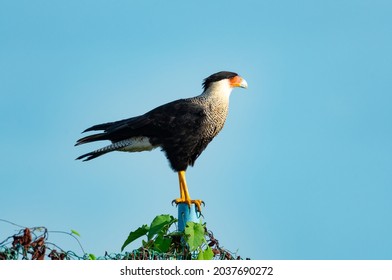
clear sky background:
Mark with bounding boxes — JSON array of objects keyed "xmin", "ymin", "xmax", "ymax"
[{"xmin": 1, "ymin": 0, "xmax": 391, "ymax": 259}]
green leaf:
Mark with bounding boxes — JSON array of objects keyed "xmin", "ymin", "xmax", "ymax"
[
  {"xmin": 121, "ymin": 224, "xmax": 149, "ymax": 251},
  {"xmin": 147, "ymin": 214, "xmax": 176, "ymax": 241},
  {"xmin": 153, "ymin": 235, "xmax": 172, "ymax": 253},
  {"xmin": 88, "ymin": 253, "xmax": 96, "ymax": 260},
  {"xmin": 184, "ymin": 222, "xmax": 206, "ymax": 251},
  {"xmin": 197, "ymin": 246, "xmax": 214, "ymax": 260},
  {"xmin": 71, "ymin": 229, "xmax": 81, "ymax": 237},
  {"xmin": 204, "ymin": 246, "xmax": 214, "ymax": 260}
]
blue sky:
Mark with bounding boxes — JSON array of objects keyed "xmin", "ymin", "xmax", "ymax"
[{"xmin": 1, "ymin": 0, "xmax": 391, "ymax": 259}]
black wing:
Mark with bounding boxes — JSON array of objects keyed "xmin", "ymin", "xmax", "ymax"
[{"xmin": 75, "ymin": 98, "xmax": 206, "ymax": 146}]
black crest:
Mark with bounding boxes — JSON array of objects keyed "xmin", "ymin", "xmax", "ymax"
[{"xmin": 202, "ymin": 71, "xmax": 238, "ymax": 90}]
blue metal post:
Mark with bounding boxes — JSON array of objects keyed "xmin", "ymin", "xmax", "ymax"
[{"xmin": 177, "ymin": 203, "xmax": 201, "ymax": 231}]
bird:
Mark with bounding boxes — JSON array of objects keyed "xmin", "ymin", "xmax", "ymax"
[{"xmin": 75, "ymin": 71, "xmax": 248, "ymax": 212}]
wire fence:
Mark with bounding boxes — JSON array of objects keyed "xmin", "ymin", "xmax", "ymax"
[{"xmin": 0, "ymin": 219, "xmax": 245, "ymax": 260}]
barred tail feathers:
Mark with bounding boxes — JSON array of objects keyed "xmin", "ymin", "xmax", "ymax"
[{"xmin": 76, "ymin": 137, "xmax": 157, "ymax": 161}]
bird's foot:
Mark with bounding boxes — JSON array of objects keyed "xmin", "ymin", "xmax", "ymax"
[{"xmin": 172, "ymin": 198, "xmax": 205, "ymax": 213}]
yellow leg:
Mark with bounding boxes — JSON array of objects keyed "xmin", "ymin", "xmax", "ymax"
[
  {"xmin": 178, "ymin": 172, "xmax": 186, "ymax": 200},
  {"xmin": 173, "ymin": 170, "xmax": 204, "ymax": 212}
]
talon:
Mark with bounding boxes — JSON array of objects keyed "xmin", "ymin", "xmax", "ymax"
[
  {"xmin": 172, "ymin": 198, "xmax": 204, "ymax": 213},
  {"xmin": 192, "ymin": 199, "xmax": 204, "ymax": 213}
]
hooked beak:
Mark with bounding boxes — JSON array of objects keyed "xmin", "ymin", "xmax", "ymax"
[{"xmin": 239, "ymin": 78, "xmax": 248, "ymax": 89}]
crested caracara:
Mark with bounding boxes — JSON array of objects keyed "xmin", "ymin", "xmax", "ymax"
[{"xmin": 75, "ymin": 71, "xmax": 248, "ymax": 212}]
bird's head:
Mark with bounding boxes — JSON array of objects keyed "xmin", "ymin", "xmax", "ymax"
[{"xmin": 202, "ymin": 71, "xmax": 248, "ymax": 93}]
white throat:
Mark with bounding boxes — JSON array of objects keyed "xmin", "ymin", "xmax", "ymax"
[{"xmin": 201, "ymin": 79, "xmax": 233, "ymax": 102}]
